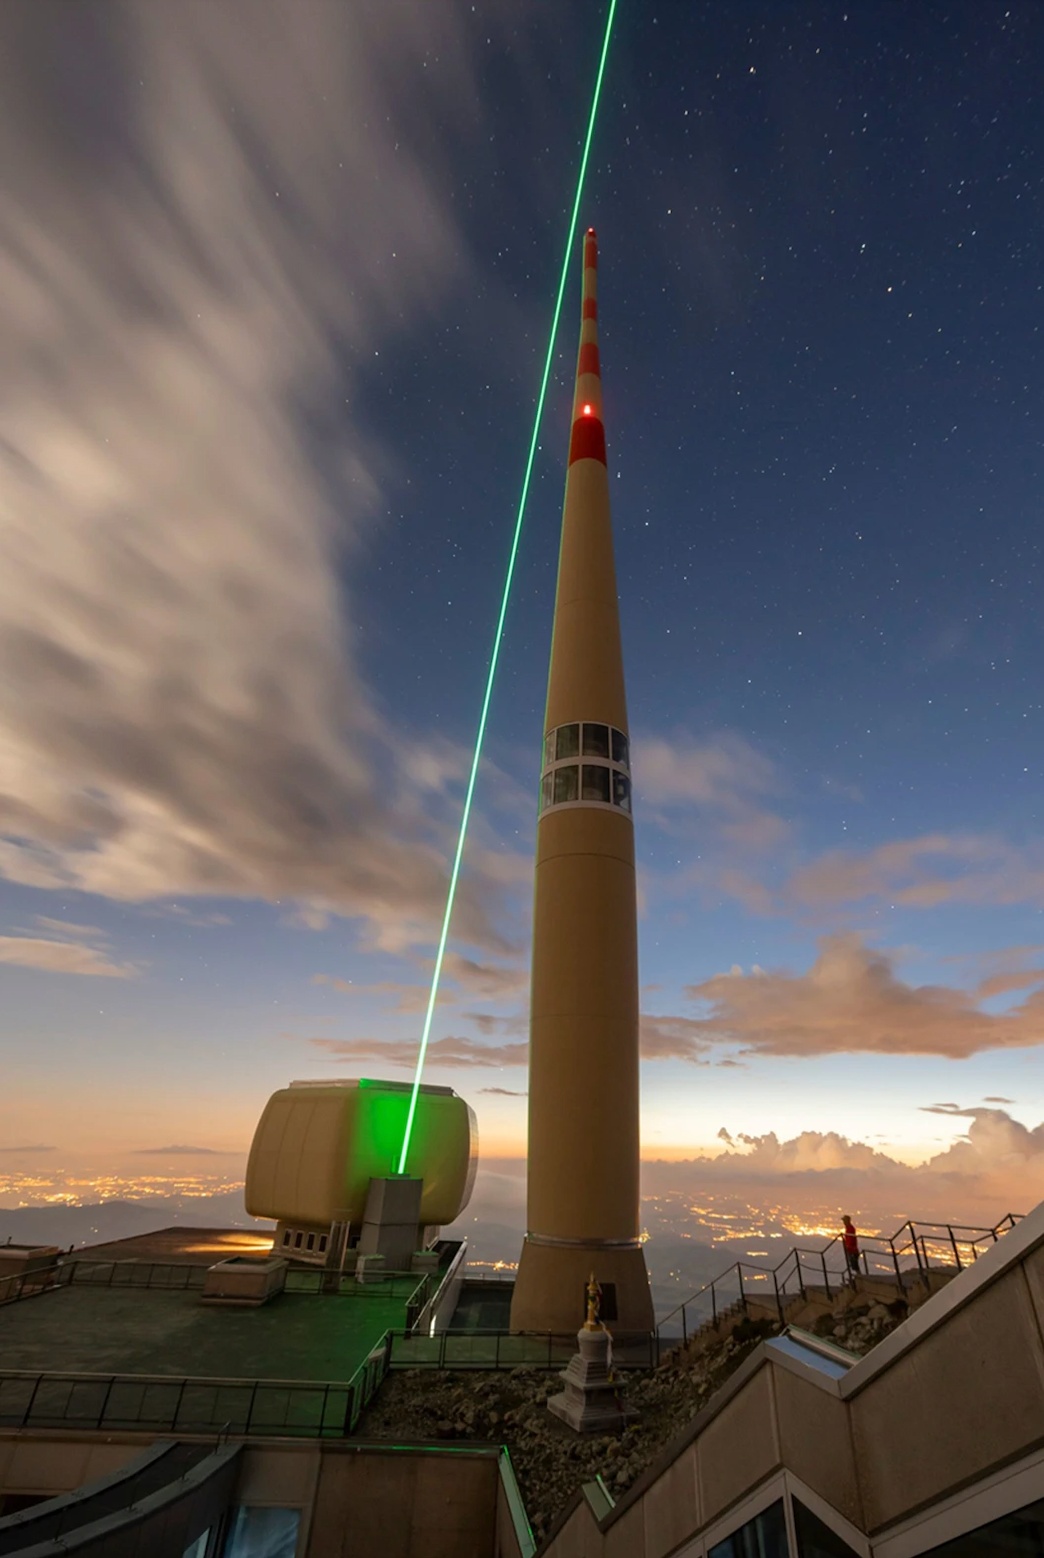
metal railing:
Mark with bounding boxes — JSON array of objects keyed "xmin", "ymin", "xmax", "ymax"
[
  {"xmin": 409, "ymin": 1242, "xmax": 469, "ymax": 1335},
  {"xmin": 0, "ymin": 1266, "xmax": 64, "ymax": 1307},
  {"xmin": 386, "ymin": 1327, "xmax": 656, "ymax": 1371},
  {"xmin": 54, "ymin": 1258, "xmax": 425, "ymax": 1296},
  {"xmin": 0, "ymin": 1336, "xmax": 393, "ymax": 1439},
  {"xmin": 460, "ymin": 1265, "xmax": 518, "ymax": 1283},
  {"xmin": 0, "ymin": 1256, "xmax": 433, "ymax": 1323},
  {"xmin": 656, "ymin": 1213, "xmax": 1022, "ymax": 1351}
]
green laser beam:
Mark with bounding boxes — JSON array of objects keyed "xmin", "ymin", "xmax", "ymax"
[{"xmin": 397, "ymin": 0, "xmax": 619, "ymax": 1176}]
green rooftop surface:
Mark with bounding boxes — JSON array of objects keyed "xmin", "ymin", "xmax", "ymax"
[{"xmin": 0, "ymin": 1283, "xmax": 415, "ymax": 1382}]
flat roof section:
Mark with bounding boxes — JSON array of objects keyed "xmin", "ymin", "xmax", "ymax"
[
  {"xmin": 0, "ymin": 1284, "xmax": 413, "ymax": 1383},
  {"xmin": 69, "ymin": 1228, "xmax": 274, "ymax": 1265}
]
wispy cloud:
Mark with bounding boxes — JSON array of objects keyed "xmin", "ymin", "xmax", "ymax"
[
  {"xmin": 0, "ymin": 1, "xmax": 523, "ymax": 957},
  {"xmin": 788, "ymin": 834, "xmax": 1044, "ymax": 912},
  {"xmin": 0, "ymin": 935, "xmax": 134, "ymax": 978},
  {"xmin": 640, "ymin": 731, "xmax": 789, "ymax": 855},
  {"xmin": 32, "ymin": 916, "xmax": 106, "ymax": 940},
  {"xmin": 133, "ymin": 1145, "xmax": 232, "ymax": 1156},
  {"xmin": 311, "ymin": 974, "xmax": 454, "ymax": 1014},
  {"xmin": 639, "ymin": 1013, "xmax": 714, "ymax": 1063},
  {"xmin": 309, "ymin": 1034, "xmax": 529, "ymax": 1070},
  {"xmin": 0, "ymin": 1143, "xmax": 54, "ymax": 1154}
]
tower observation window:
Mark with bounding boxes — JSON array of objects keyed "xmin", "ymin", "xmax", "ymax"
[
  {"xmin": 582, "ymin": 722, "xmax": 610, "ymax": 758},
  {"xmin": 539, "ymin": 722, "xmax": 632, "ymax": 816},
  {"xmin": 582, "ymin": 765, "xmax": 610, "ymax": 803},
  {"xmin": 555, "ymin": 723, "xmax": 580, "ymax": 760},
  {"xmin": 553, "ymin": 766, "xmax": 579, "ymax": 805}
]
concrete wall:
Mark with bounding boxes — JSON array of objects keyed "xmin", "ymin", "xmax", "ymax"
[
  {"xmin": 850, "ymin": 1262, "xmax": 1044, "ymax": 1530},
  {"xmin": 0, "ymin": 1434, "xmax": 144, "ymax": 1498},
  {"xmin": 542, "ymin": 1202, "xmax": 1044, "ymax": 1558},
  {"xmin": 306, "ymin": 1445, "xmax": 499, "ymax": 1558}
]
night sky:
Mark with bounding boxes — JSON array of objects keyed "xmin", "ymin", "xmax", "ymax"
[{"xmin": 1, "ymin": 1, "xmax": 1042, "ymax": 1227}]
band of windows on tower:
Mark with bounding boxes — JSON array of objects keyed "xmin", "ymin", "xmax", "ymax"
[{"xmin": 539, "ymin": 721, "xmax": 632, "ymax": 815}]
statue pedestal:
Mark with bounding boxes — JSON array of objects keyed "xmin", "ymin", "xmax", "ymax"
[{"xmin": 547, "ymin": 1325, "xmax": 638, "ymax": 1434}]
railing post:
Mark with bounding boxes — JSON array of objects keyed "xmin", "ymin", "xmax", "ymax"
[
  {"xmin": 711, "ymin": 1284, "xmax": 717, "ymax": 1325},
  {"xmin": 95, "ymin": 1377, "xmax": 116, "ymax": 1429},
  {"xmin": 821, "ymin": 1250, "xmax": 830, "ymax": 1299},
  {"xmin": 773, "ymin": 1270, "xmax": 783, "ymax": 1326},
  {"xmin": 21, "ymin": 1375, "xmax": 43, "ymax": 1428},
  {"xmin": 948, "ymin": 1225, "xmax": 962, "ymax": 1269},
  {"xmin": 681, "ymin": 1304, "xmax": 687, "ymax": 1347},
  {"xmin": 245, "ymin": 1380, "xmax": 260, "ymax": 1434}
]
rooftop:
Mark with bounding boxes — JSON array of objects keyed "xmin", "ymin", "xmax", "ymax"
[
  {"xmin": 0, "ymin": 1227, "xmax": 417, "ymax": 1385},
  {"xmin": 68, "ymin": 1227, "xmax": 275, "ymax": 1265}
]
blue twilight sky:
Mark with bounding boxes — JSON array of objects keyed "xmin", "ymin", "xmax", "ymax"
[{"xmin": 0, "ymin": 1, "xmax": 1042, "ymax": 1215}]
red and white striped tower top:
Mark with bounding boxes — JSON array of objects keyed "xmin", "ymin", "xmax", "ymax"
[{"xmin": 568, "ymin": 228, "xmax": 606, "ymax": 467}]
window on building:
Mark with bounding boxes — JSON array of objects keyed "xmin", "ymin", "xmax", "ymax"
[
  {"xmin": 582, "ymin": 764, "xmax": 611, "ymax": 803},
  {"xmin": 540, "ymin": 773, "xmax": 553, "ymax": 812},
  {"xmin": 612, "ymin": 772, "xmax": 631, "ymax": 812},
  {"xmin": 792, "ymin": 1497, "xmax": 860, "ymax": 1557},
  {"xmin": 182, "ymin": 1532, "xmax": 211, "ymax": 1558},
  {"xmin": 306, "ymin": 1233, "xmax": 315, "ymax": 1251},
  {"xmin": 582, "ymin": 722, "xmax": 611, "ymax": 758},
  {"xmin": 281, "ymin": 1230, "xmax": 291, "ymax": 1247},
  {"xmin": 915, "ymin": 1496, "xmax": 1044, "ymax": 1554},
  {"xmin": 555, "ymin": 723, "xmax": 580, "ymax": 760},
  {"xmin": 222, "ymin": 1507, "xmax": 301, "ymax": 1558},
  {"xmin": 553, "ymin": 765, "xmax": 579, "ymax": 804},
  {"xmin": 319, "ymin": 1236, "xmax": 328, "ymax": 1253},
  {"xmin": 293, "ymin": 1231, "xmax": 302, "ymax": 1249},
  {"xmin": 709, "ymin": 1498, "xmax": 788, "ymax": 1558},
  {"xmin": 612, "ymin": 728, "xmax": 629, "ymax": 766}
]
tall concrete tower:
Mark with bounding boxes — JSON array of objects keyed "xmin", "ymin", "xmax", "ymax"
[{"xmin": 511, "ymin": 230, "xmax": 653, "ymax": 1337}]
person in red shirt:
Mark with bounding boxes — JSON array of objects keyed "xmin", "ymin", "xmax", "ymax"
[{"xmin": 842, "ymin": 1215, "xmax": 860, "ymax": 1286}]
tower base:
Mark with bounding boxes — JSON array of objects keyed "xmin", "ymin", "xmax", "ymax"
[{"xmin": 510, "ymin": 1237, "xmax": 654, "ymax": 1338}]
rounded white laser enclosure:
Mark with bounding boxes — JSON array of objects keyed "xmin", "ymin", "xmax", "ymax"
[{"xmin": 245, "ymin": 1079, "xmax": 478, "ymax": 1227}]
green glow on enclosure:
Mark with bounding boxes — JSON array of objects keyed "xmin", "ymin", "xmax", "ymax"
[{"xmin": 397, "ymin": 0, "xmax": 620, "ymax": 1176}]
